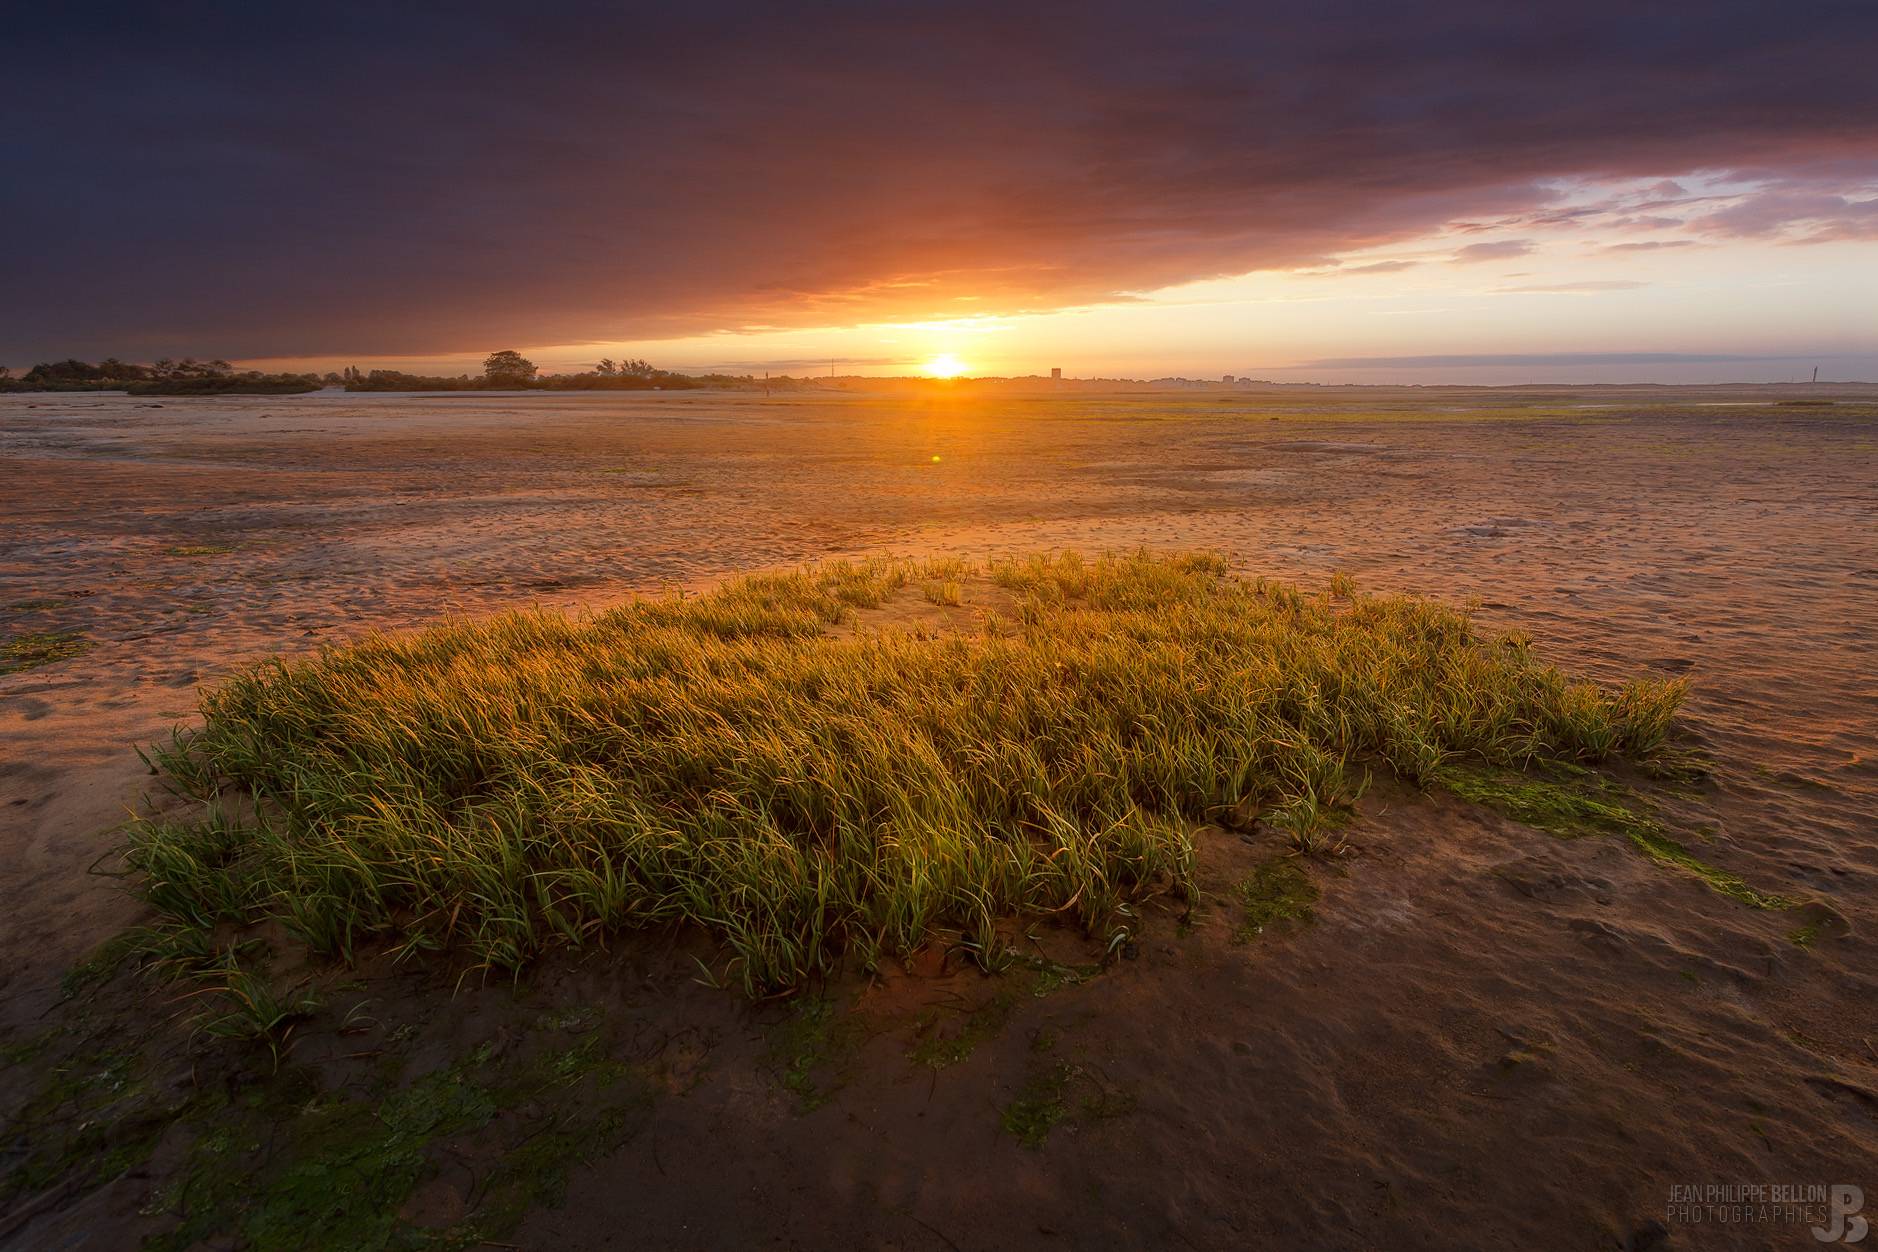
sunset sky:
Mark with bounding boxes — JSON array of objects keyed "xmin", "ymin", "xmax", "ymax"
[{"xmin": 6, "ymin": 2, "xmax": 1876, "ymax": 382}]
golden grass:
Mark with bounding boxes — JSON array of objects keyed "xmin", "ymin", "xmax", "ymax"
[{"xmin": 131, "ymin": 551, "xmax": 1683, "ymax": 992}]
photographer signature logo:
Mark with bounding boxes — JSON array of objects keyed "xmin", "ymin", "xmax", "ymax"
[{"xmin": 1816, "ymin": 1185, "xmax": 1868, "ymax": 1244}]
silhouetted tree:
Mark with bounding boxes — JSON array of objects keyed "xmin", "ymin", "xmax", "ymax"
[
  {"xmin": 23, "ymin": 359, "xmax": 103, "ymax": 383},
  {"xmin": 483, "ymin": 350, "xmax": 536, "ymax": 386},
  {"xmin": 596, "ymin": 358, "xmax": 617, "ymax": 376}
]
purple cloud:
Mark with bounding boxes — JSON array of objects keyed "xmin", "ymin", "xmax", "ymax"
[
  {"xmin": 1453, "ymin": 241, "xmax": 1537, "ymax": 263},
  {"xmin": 1603, "ymin": 240, "xmax": 1699, "ymax": 252},
  {"xmin": 2, "ymin": 1, "xmax": 1875, "ymax": 359},
  {"xmin": 1692, "ymin": 186, "xmax": 1878, "ymax": 241}
]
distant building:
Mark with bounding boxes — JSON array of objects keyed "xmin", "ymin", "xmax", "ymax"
[
  {"xmin": 1222, "ymin": 374, "xmax": 1236, "ymax": 384},
  {"xmin": 1051, "ymin": 367, "xmax": 1062, "ymax": 380}
]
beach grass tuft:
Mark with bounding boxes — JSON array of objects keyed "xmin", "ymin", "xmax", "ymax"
[{"xmin": 129, "ymin": 551, "xmax": 1685, "ymax": 992}]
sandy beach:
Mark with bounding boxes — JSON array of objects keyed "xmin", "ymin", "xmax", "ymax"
[{"xmin": 4, "ymin": 386, "xmax": 1877, "ymax": 1249}]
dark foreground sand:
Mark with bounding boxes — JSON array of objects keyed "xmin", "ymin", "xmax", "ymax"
[{"xmin": 3, "ymin": 386, "xmax": 1876, "ymax": 1249}]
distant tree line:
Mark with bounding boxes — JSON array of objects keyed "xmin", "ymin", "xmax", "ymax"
[
  {"xmin": 0, "ymin": 357, "xmax": 320, "ymax": 394},
  {"xmin": 336, "ymin": 350, "xmax": 706, "ymax": 391},
  {"xmin": 1, "ymin": 350, "xmax": 788, "ymax": 396}
]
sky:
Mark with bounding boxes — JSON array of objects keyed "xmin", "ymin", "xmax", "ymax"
[{"xmin": 4, "ymin": 1, "xmax": 1876, "ymax": 383}]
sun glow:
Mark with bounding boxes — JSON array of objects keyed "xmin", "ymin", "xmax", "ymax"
[{"xmin": 922, "ymin": 353, "xmax": 968, "ymax": 378}]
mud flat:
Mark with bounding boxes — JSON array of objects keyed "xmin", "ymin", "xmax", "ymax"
[{"xmin": 3, "ymin": 386, "xmax": 1876, "ymax": 1249}]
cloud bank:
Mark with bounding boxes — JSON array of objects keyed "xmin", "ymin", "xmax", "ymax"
[{"xmin": 3, "ymin": 0, "xmax": 1876, "ymax": 360}]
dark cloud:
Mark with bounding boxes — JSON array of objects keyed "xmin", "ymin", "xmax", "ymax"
[{"xmin": 3, "ymin": 0, "xmax": 1876, "ymax": 360}]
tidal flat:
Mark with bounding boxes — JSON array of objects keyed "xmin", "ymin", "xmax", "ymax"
[{"xmin": 2, "ymin": 385, "xmax": 1875, "ymax": 1250}]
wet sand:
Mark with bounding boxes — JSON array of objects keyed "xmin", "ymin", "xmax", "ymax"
[{"xmin": 4, "ymin": 386, "xmax": 1877, "ymax": 1248}]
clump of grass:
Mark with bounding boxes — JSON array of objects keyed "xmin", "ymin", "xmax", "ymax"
[
  {"xmin": 128, "ymin": 552, "xmax": 1682, "ymax": 992},
  {"xmin": 191, "ymin": 955, "xmax": 322, "ymax": 1067},
  {"xmin": 1, "ymin": 630, "xmax": 91, "ymax": 674},
  {"xmin": 922, "ymin": 580, "xmax": 965, "ymax": 606}
]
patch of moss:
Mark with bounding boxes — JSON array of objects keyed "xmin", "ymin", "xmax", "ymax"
[
  {"xmin": 468, "ymin": 1092, "xmax": 649, "ymax": 1234},
  {"xmin": 767, "ymin": 996, "xmax": 863, "ymax": 1111},
  {"xmin": 537, "ymin": 1003, "xmax": 603, "ymax": 1033},
  {"xmin": 1789, "ymin": 919, "xmax": 1827, "ymax": 949},
  {"xmin": 1000, "ymin": 1062, "xmax": 1074, "ymax": 1147},
  {"xmin": 1012, "ymin": 953, "xmax": 1099, "ymax": 998},
  {"xmin": 3, "ymin": 599, "xmax": 64, "ymax": 614},
  {"xmin": 59, "ymin": 929, "xmax": 154, "ymax": 1000},
  {"xmin": 166, "ymin": 544, "xmax": 236, "ymax": 557},
  {"xmin": 0, "ymin": 1027, "xmax": 58, "ymax": 1068},
  {"xmin": 1438, "ymin": 762, "xmax": 1797, "ymax": 911},
  {"xmin": 1, "ymin": 630, "xmax": 91, "ymax": 674},
  {"xmin": 908, "ymin": 989, "xmax": 1018, "ymax": 1070},
  {"xmin": 148, "ymin": 1059, "xmax": 497, "ymax": 1252},
  {"xmin": 1626, "ymin": 828, "xmax": 1798, "ymax": 910},
  {"xmin": 145, "ymin": 1027, "xmax": 652, "ymax": 1252},
  {"xmin": 15, "ymin": 933, "xmax": 663, "ymax": 1252},
  {"xmin": 1, "ymin": 1040, "xmax": 182, "ymax": 1207},
  {"xmin": 998, "ymin": 1050, "xmax": 1136, "ymax": 1149},
  {"xmin": 1235, "ymin": 856, "xmax": 1318, "ymax": 942},
  {"xmin": 1436, "ymin": 762, "xmax": 1640, "ymax": 839}
]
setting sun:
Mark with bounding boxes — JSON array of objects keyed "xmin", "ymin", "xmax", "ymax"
[{"xmin": 921, "ymin": 353, "xmax": 967, "ymax": 378}]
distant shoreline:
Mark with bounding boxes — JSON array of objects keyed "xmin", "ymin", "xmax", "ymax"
[
  {"xmin": 7, "ymin": 379, "xmax": 1870, "ymax": 403},
  {"xmin": 5, "ymin": 378, "xmax": 1874, "ymax": 399}
]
